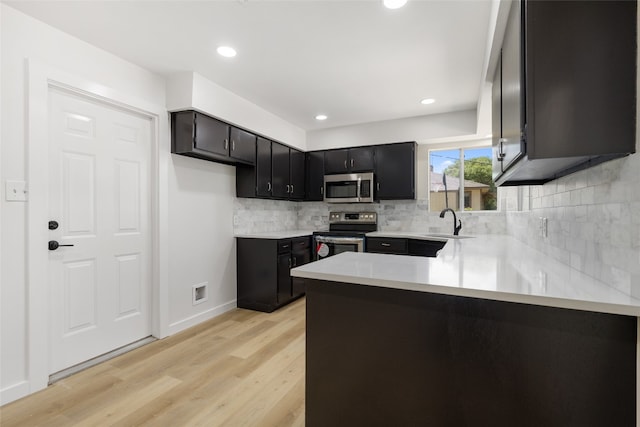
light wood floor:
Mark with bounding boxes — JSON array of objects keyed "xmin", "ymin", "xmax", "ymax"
[{"xmin": 0, "ymin": 298, "xmax": 306, "ymax": 427}]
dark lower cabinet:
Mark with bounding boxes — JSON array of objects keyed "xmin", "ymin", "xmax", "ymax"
[
  {"xmin": 366, "ymin": 236, "xmax": 445, "ymax": 257},
  {"xmin": 237, "ymin": 236, "xmax": 311, "ymax": 312},
  {"xmin": 306, "ymin": 280, "xmax": 637, "ymax": 427}
]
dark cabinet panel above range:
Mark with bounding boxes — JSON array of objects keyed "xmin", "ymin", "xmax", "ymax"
[{"xmin": 324, "ymin": 147, "xmax": 374, "ymax": 174}]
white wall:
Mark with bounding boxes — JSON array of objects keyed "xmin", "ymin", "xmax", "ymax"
[
  {"xmin": 164, "ymin": 71, "xmax": 307, "ymax": 332},
  {"xmin": 0, "ymin": 5, "xmax": 166, "ymax": 403},
  {"xmin": 1, "ymin": 5, "xmax": 309, "ymax": 405},
  {"xmin": 306, "ymin": 109, "xmax": 477, "ymax": 151},
  {"xmin": 167, "ymin": 71, "xmax": 306, "ymax": 150}
]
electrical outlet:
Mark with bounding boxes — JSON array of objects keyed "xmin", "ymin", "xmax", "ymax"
[
  {"xmin": 539, "ymin": 217, "xmax": 548, "ymax": 238},
  {"xmin": 5, "ymin": 180, "xmax": 28, "ymax": 202}
]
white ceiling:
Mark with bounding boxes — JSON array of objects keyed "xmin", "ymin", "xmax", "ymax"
[{"xmin": 6, "ymin": 0, "xmax": 493, "ymax": 131}]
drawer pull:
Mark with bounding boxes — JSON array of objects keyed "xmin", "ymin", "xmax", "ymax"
[{"xmin": 380, "ymin": 243, "xmax": 391, "ymax": 247}]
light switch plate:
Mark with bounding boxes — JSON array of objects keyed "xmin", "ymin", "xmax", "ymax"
[{"xmin": 5, "ymin": 180, "xmax": 28, "ymax": 202}]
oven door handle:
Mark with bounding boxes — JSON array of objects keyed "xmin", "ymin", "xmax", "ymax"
[{"xmin": 314, "ymin": 236, "xmax": 364, "ymax": 245}]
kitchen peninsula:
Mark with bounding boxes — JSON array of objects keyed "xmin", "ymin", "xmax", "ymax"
[{"xmin": 292, "ymin": 236, "xmax": 640, "ymax": 426}]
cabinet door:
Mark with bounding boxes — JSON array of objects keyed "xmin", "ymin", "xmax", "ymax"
[
  {"xmin": 366, "ymin": 237, "xmax": 408, "ymax": 255},
  {"xmin": 374, "ymin": 143, "xmax": 415, "ymax": 200},
  {"xmin": 349, "ymin": 147, "xmax": 374, "ymax": 172},
  {"xmin": 291, "ymin": 237, "xmax": 311, "ymax": 298},
  {"xmin": 194, "ymin": 113, "xmax": 230, "ymax": 157},
  {"xmin": 500, "ymin": 0, "xmax": 525, "ymax": 173},
  {"xmin": 491, "ymin": 52, "xmax": 503, "ymax": 181},
  {"xmin": 256, "ymin": 137, "xmax": 272, "ymax": 197},
  {"xmin": 277, "ymin": 252, "xmax": 292, "ymax": 304},
  {"xmin": 306, "ymin": 151, "xmax": 325, "ymax": 201},
  {"xmin": 229, "ymin": 127, "xmax": 256, "ymax": 164},
  {"xmin": 407, "ymin": 239, "xmax": 446, "ymax": 257},
  {"xmin": 271, "ymin": 142, "xmax": 290, "ymax": 198},
  {"xmin": 324, "ymin": 149, "xmax": 349, "ymax": 174},
  {"xmin": 290, "ymin": 148, "xmax": 306, "ymax": 200}
]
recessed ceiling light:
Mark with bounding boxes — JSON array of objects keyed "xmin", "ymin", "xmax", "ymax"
[
  {"xmin": 315, "ymin": 114, "xmax": 328, "ymax": 121},
  {"xmin": 420, "ymin": 98, "xmax": 436, "ymax": 105},
  {"xmin": 384, "ymin": 0, "xmax": 408, "ymax": 9},
  {"xmin": 217, "ymin": 46, "xmax": 237, "ymax": 58}
]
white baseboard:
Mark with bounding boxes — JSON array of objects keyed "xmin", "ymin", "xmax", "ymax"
[
  {"xmin": 1, "ymin": 380, "xmax": 31, "ymax": 406},
  {"xmin": 167, "ymin": 299, "xmax": 237, "ymax": 336}
]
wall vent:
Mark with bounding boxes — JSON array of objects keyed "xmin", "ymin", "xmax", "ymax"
[{"xmin": 192, "ymin": 282, "xmax": 208, "ymax": 305}]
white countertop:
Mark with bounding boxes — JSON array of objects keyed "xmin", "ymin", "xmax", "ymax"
[
  {"xmin": 235, "ymin": 230, "xmax": 315, "ymax": 239},
  {"xmin": 366, "ymin": 231, "xmax": 465, "ymax": 242},
  {"xmin": 291, "ymin": 235, "xmax": 640, "ymax": 317}
]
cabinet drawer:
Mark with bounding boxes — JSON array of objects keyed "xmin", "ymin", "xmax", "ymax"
[
  {"xmin": 278, "ymin": 240, "xmax": 292, "ymax": 254},
  {"xmin": 291, "ymin": 236, "xmax": 311, "ymax": 251},
  {"xmin": 366, "ymin": 237, "xmax": 408, "ymax": 255}
]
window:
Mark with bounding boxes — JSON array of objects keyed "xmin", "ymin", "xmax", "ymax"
[{"xmin": 428, "ymin": 145, "xmax": 497, "ymax": 212}]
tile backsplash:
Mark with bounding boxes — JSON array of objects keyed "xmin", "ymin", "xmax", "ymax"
[
  {"xmin": 235, "ymin": 198, "xmax": 506, "ymax": 236},
  {"xmin": 500, "ymin": 154, "xmax": 640, "ymax": 298},
  {"xmin": 234, "ymin": 152, "xmax": 639, "ymax": 299}
]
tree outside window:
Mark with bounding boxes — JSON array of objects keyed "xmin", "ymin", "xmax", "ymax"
[{"xmin": 429, "ymin": 147, "xmax": 497, "ymax": 212}]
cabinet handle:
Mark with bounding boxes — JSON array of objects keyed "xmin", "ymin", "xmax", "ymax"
[
  {"xmin": 344, "ymin": 160, "xmax": 347, "ymax": 169},
  {"xmin": 497, "ymin": 138, "xmax": 506, "ymax": 161},
  {"xmin": 380, "ymin": 242, "xmax": 391, "ymax": 247},
  {"xmin": 286, "ymin": 184, "xmax": 290, "ymax": 193},
  {"xmin": 282, "ymin": 244, "xmax": 290, "ymax": 249},
  {"xmin": 351, "ymin": 158, "xmax": 354, "ymax": 168},
  {"xmin": 231, "ymin": 140, "xmax": 235, "ymax": 151},
  {"xmin": 293, "ymin": 257, "xmax": 297, "ymax": 267},
  {"xmin": 291, "ymin": 184, "xmax": 294, "ymax": 194},
  {"xmin": 267, "ymin": 182, "xmax": 272, "ymax": 192},
  {"xmin": 288, "ymin": 257, "xmax": 292, "ymax": 268},
  {"xmin": 320, "ymin": 186, "xmax": 324, "ymax": 195},
  {"xmin": 224, "ymin": 139, "xmax": 229, "ymax": 150},
  {"xmin": 377, "ymin": 182, "xmax": 380, "ymax": 191}
]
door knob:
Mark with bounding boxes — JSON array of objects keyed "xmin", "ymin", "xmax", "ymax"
[
  {"xmin": 48, "ymin": 220, "xmax": 59, "ymax": 230},
  {"xmin": 48, "ymin": 240, "xmax": 74, "ymax": 251}
]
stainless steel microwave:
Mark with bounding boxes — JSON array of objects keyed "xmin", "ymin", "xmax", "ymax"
[{"xmin": 324, "ymin": 172, "xmax": 374, "ymax": 203}]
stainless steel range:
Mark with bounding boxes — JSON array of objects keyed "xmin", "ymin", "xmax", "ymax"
[{"xmin": 313, "ymin": 211, "xmax": 377, "ymax": 260}]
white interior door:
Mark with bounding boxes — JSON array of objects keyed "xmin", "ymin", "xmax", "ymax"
[{"xmin": 47, "ymin": 87, "xmax": 152, "ymax": 374}]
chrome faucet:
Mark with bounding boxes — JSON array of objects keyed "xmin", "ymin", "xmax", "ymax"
[{"xmin": 439, "ymin": 208, "xmax": 462, "ymax": 236}]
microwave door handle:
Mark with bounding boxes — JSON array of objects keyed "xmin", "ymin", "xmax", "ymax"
[{"xmin": 356, "ymin": 176, "xmax": 362, "ymax": 202}]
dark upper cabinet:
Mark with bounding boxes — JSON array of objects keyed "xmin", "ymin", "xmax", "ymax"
[
  {"xmin": 271, "ymin": 142, "xmax": 290, "ymax": 199},
  {"xmin": 172, "ymin": 110, "xmax": 256, "ymax": 166},
  {"xmin": 236, "ymin": 139, "xmax": 306, "ymax": 201},
  {"xmin": 306, "ymin": 151, "xmax": 325, "ymax": 201},
  {"xmin": 236, "ymin": 136, "xmax": 269, "ymax": 198},
  {"xmin": 493, "ymin": 0, "xmax": 636, "ymax": 186},
  {"xmin": 290, "ymin": 148, "xmax": 306, "ymax": 200},
  {"xmin": 256, "ymin": 137, "xmax": 272, "ymax": 197},
  {"xmin": 324, "ymin": 147, "xmax": 374, "ymax": 174},
  {"xmin": 374, "ymin": 142, "xmax": 415, "ymax": 200},
  {"xmin": 194, "ymin": 113, "xmax": 229, "ymax": 157},
  {"xmin": 229, "ymin": 127, "xmax": 256, "ymax": 164},
  {"xmin": 324, "ymin": 149, "xmax": 348, "ymax": 174}
]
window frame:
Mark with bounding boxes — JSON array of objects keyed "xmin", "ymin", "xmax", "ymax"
[{"xmin": 426, "ymin": 139, "xmax": 496, "ymax": 213}]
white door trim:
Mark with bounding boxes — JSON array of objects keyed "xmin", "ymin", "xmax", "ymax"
[{"xmin": 25, "ymin": 58, "xmax": 169, "ymax": 396}]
